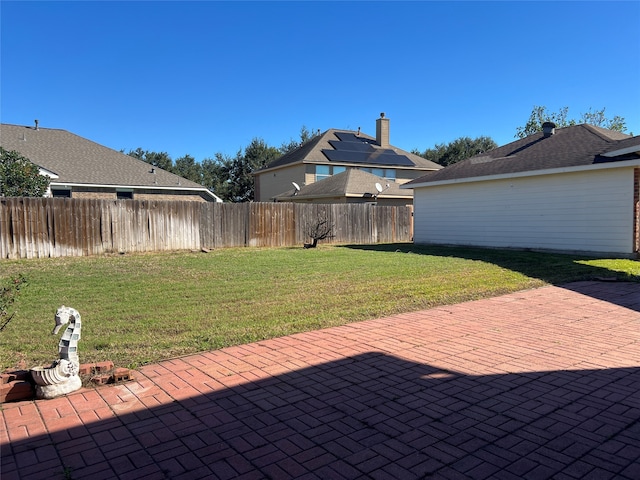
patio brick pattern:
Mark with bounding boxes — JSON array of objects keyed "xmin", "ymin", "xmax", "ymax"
[{"xmin": 1, "ymin": 281, "xmax": 639, "ymax": 479}]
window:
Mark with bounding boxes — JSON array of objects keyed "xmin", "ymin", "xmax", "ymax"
[
  {"xmin": 117, "ymin": 191, "xmax": 133, "ymax": 200},
  {"xmin": 51, "ymin": 189, "xmax": 71, "ymax": 198},
  {"xmin": 315, "ymin": 165, "xmax": 348, "ymax": 182},
  {"xmin": 315, "ymin": 165, "xmax": 330, "ymax": 182},
  {"xmin": 315, "ymin": 165, "xmax": 395, "ymax": 182},
  {"xmin": 359, "ymin": 167, "xmax": 396, "ymax": 181}
]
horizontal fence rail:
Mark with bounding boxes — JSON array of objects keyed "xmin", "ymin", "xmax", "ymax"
[{"xmin": 0, "ymin": 198, "xmax": 413, "ymax": 259}]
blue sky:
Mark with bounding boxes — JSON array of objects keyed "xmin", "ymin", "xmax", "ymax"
[{"xmin": 2, "ymin": 1, "xmax": 639, "ymax": 163}]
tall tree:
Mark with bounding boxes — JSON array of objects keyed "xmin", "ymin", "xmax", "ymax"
[
  {"xmin": 174, "ymin": 154, "xmax": 202, "ymax": 184},
  {"xmin": 224, "ymin": 149, "xmax": 253, "ymax": 203},
  {"xmin": 415, "ymin": 136, "xmax": 497, "ymax": 167},
  {"xmin": 201, "ymin": 153, "xmax": 230, "ymax": 201},
  {"xmin": 126, "ymin": 148, "xmax": 174, "ymax": 172},
  {"xmin": 280, "ymin": 126, "xmax": 320, "ymax": 154},
  {"xmin": 245, "ymin": 138, "xmax": 281, "ymax": 171},
  {"xmin": 515, "ymin": 106, "xmax": 627, "ymax": 139},
  {"xmin": 0, "ymin": 147, "xmax": 50, "ymax": 197},
  {"xmin": 204, "ymin": 139, "xmax": 281, "ymax": 202}
]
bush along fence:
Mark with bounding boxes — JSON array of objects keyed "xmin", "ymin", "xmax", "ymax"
[{"xmin": 0, "ymin": 198, "xmax": 413, "ymax": 259}]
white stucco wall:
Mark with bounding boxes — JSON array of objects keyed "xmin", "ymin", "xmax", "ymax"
[{"xmin": 413, "ymin": 167, "xmax": 636, "ymax": 255}]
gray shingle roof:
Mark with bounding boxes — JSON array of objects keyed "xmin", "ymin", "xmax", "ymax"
[
  {"xmin": 0, "ymin": 123, "xmax": 216, "ymax": 196},
  {"xmin": 259, "ymin": 128, "xmax": 442, "ymax": 172},
  {"xmin": 404, "ymin": 124, "xmax": 640, "ymax": 186},
  {"xmin": 274, "ymin": 169, "xmax": 412, "ymax": 201}
]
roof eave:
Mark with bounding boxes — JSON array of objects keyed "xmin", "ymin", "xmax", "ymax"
[
  {"xmin": 402, "ymin": 158, "xmax": 640, "ymax": 189},
  {"xmin": 49, "ymin": 181, "xmax": 222, "ymax": 202},
  {"xmin": 602, "ymin": 144, "xmax": 640, "ymax": 157}
]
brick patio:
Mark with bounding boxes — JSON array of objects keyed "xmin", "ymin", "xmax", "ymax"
[{"xmin": 1, "ymin": 281, "xmax": 639, "ymax": 479}]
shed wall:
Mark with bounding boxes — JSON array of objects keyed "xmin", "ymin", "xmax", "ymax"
[{"xmin": 413, "ymin": 168, "xmax": 635, "ymax": 255}]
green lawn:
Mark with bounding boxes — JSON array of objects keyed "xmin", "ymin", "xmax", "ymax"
[{"xmin": 1, "ymin": 244, "xmax": 638, "ymax": 370}]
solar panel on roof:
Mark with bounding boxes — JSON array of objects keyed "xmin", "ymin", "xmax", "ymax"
[
  {"xmin": 322, "ymin": 149, "xmax": 415, "ymax": 166},
  {"xmin": 334, "ymin": 132, "xmax": 376, "ymax": 145},
  {"xmin": 335, "ymin": 132, "xmax": 360, "ymax": 142},
  {"xmin": 328, "ymin": 140, "xmax": 374, "ymax": 153}
]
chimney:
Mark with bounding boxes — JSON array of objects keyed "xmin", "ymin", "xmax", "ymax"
[
  {"xmin": 376, "ymin": 113, "xmax": 389, "ymax": 147},
  {"xmin": 34, "ymin": 119, "xmax": 39, "ymax": 130},
  {"xmin": 542, "ymin": 121, "xmax": 555, "ymax": 138}
]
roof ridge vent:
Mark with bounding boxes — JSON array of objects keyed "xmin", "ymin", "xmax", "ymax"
[{"xmin": 542, "ymin": 121, "xmax": 555, "ymax": 138}]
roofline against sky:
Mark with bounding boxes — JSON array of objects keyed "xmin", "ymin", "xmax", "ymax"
[{"xmin": 401, "ymin": 157, "xmax": 640, "ymax": 189}]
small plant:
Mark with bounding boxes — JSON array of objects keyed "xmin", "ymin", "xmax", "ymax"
[
  {"xmin": 304, "ymin": 214, "xmax": 335, "ymax": 248},
  {"xmin": 0, "ymin": 275, "xmax": 27, "ymax": 333},
  {"xmin": 62, "ymin": 465, "xmax": 73, "ymax": 480}
]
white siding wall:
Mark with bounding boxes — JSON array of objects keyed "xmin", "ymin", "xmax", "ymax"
[{"xmin": 413, "ymin": 168, "xmax": 635, "ymax": 255}]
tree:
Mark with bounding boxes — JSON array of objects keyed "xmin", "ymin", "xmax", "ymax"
[
  {"xmin": 174, "ymin": 154, "xmax": 202, "ymax": 184},
  {"xmin": 515, "ymin": 106, "xmax": 627, "ymax": 139},
  {"xmin": 0, "ymin": 147, "xmax": 50, "ymax": 197},
  {"xmin": 126, "ymin": 148, "xmax": 174, "ymax": 172},
  {"xmin": 203, "ymin": 139, "xmax": 281, "ymax": 203},
  {"xmin": 304, "ymin": 214, "xmax": 335, "ymax": 248},
  {"xmin": 245, "ymin": 138, "xmax": 281, "ymax": 171},
  {"xmin": 280, "ymin": 126, "xmax": 320, "ymax": 154},
  {"xmin": 414, "ymin": 136, "xmax": 497, "ymax": 167},
  {"xmin": 201, "ymin": 153, "xmax": 230, "ymax": 201}
]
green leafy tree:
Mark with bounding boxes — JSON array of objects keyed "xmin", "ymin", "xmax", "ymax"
[
  {"xmin": 226, "ymin": 150, "xmax": 253, "ymax": 202},
  {"xmin": 0, "ymin": 147, "xmax": 50, "ymax": 197},
  {"xmin": 174, "ymin": 154, "xmax": 202, "ymax": 184},
  {"xmin": 203, "ymin": 139, "xmax": 281, "ymax": 202},
  {"xmin": 515, "ymin": 106, "xmax": 627, "ymax": 139},
  {"xmin": 201, "ymin": 153, "xmax": 230, "ymax": 200},
  {"xmin": 414, "ymin": 136, "xmax": 497, "ymax": 167},
  {"xmin": 280, "ymin": 126, "xmax": 320, "ymax": 154},
  {"xmin": 126, "ymin": 148, "xmax": 174, "ymax": 172},
  {"xmin": 245, "ymin": 138, "xmax": 281, "ymax": 171},
  {"xmin": 201, "ymin": 151, "xmax": 248, "ymax": 202}
]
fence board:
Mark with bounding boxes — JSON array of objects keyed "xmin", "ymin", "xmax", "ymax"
[
  {"xmin": 0, "ymin": 198, "xmax": 412, "ymax": 259},
  {"xmin": 0, "ymin": 200, "xmax": 7, "ymax": 259}
]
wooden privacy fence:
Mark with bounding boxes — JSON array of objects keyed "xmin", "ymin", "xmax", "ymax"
[{"xmin": 0, "ymin": 198, "xmax": 413, "ymax": 259}]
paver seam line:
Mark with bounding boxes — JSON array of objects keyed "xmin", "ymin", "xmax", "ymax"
[{"xmin": 12, "ymin": 399, "xmax": 79, "ymax": 480}]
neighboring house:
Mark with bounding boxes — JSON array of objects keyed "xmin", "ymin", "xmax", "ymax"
[
  {"xmin": 273, "ymin": 168, "xmax": 413, "ymax": 206},
  {"xmin": 254, "ymin": 114, "xmax": 442, "ymax": 203},
  {"xmin": 0, "ymin": 122, "xmax": 221, "ymax": 202},
  {"xmin": 402, "ymin": 122, "xmax": 640, "ymax": 257}
]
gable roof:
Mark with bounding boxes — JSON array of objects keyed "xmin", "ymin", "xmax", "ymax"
[
  {"xmin": 258, "ymin": 128, "xmax": 441, "ymax": 173},
  {"xmin": 403, "ymin": 124, "xmax": 640, "ymax": 188},
  {"xmin": 273, "ymin": 169, "xmax": 412, "ymax": 201},
  {"xmin": 0, "ymin": 123, "xmax": 221, "ymax": 201}
]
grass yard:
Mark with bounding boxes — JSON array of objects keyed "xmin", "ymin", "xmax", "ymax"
[{"xmin": 1, "ymin": 243, "xmax": 638, "ymax": 371}]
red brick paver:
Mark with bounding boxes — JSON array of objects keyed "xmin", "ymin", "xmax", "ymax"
[{"xmin": 1, "ymin": 281, "xmax": 639, "ymax": 479}]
